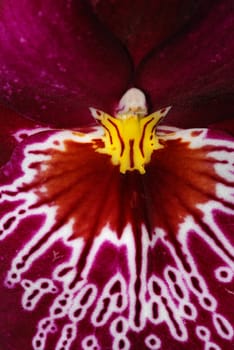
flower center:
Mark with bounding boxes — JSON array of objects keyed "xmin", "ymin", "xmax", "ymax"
[{"xmin": 90, "ymin": 88, "xmax": 170, "ymax": 174}]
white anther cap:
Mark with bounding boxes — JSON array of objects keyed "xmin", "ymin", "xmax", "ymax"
[{"xmin": 116, "ymin": 88, "xmax": 148, "ymax": 116}]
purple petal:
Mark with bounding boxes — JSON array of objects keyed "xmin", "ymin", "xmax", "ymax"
[
  {"xmin": 136, "ymin": 0, "xmax": 234, "ymax": 127},
  {"xmin": 0, "ymin": 0, "xmax": 131, "ymax": 127},
  {"xmin": 0, "ymin": 125, "xmax": 233, "ymax": 349},
  {"xmin": 0, "ymin": 103, "xmax": 47, "ymax": 166},
  {"xmin": 209, "ymin": 119, "xmax": 234, "ymax": 137},
  {"xmin": 89, "ymin": 0, "xmax": 211, "ymax": 65}
]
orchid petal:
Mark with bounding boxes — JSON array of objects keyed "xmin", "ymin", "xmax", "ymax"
[
  {"xmin": 136, "ymin": 0, "xmax": 234, "ymax": 127},
  {"xmin": 0, "ymin": 103, "xmax": 49, "ymax": 166},
  {"xmin": 89, "ymin": 0, "xmax": 211, "ymax": 65},
  {"xmin": 209, "ymin": 119, "xmax": 234, "ymax": 137},
  {"xmin": 0, "ymin": 126, "xmax": 233, "ymax": 349},
  {"xmin": 0, "ymin": 0, "xmax": 131, "ymax": 127}
]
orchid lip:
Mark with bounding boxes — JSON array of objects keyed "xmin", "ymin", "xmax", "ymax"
[{"xmin": 0, "ymin": 115, "xmax": 234, "ymax": 349}]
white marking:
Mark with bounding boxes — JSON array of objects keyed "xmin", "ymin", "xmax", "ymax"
[
  {"xmin": 21, "ymin": 278, "xmax": 57, "ymax": 310},
  {"xmin": 148, "ymin": 275, "xmax": 188, "ymax": 341},
  {"xmin": 205, "ymin": 342, "xmax": 221, "ymax": 350},
  {"xmin": 110, "ymin": 317, "xmax": 129, "ymax": 337},
  {"xmin": 213, "ymin": 313, "xmax": 234, "ymax": 340},
  {"xmin": 196, "ymin": 325, "xmax": 210, "ymax": 342},
  {"xmin": 69, "ymin": 284, "xmax": 97, "ymax": 322},
  {"xmin": 144, "ymin": 334, "xmax": 161, "ymax": 349},
  {"xmin": 215, "ymin": 266, "xmax": 233, "ymax": 283},
  {"xmin": 32, "ymin": 318, "xmax": 57, "ymax": 350},
  {"xmin": 55, "ymin": 324, "xmax": 76, "ymax": 350},
  {"xmin": 82, "ymin": 335, "xmax": 100, "ymax": 350},
  {"xmin": 113, "ymin": 336, "xmax": 130, "ymax": 350},
  {"xmin": 1, "ymin": 125, "xmax": 233, "ymax": 350},
  {"xmin": 92, "ymin": 273, "xmax": 127, "ymax": 326}
]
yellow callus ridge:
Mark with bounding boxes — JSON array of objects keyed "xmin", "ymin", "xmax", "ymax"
[{"xmin": 93, "ymin": 108, "xmax": 169, "ymax": 174}]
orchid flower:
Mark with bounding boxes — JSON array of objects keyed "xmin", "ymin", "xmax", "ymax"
[{"xmin": 0, "ymin": 1, "xmax": 233, "ymax": 350}]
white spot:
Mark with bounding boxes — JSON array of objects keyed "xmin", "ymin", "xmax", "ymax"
[
  {"xmin": 92, "ymin": 274, "xmax": 128, "ymax": 326},
  {"xmin": 32, "ymin": 318, "xmax": 57, "ymax": 350},
  {"xmin": 213, "ymin": 313, "xmax": 234, "ymax": 340},
  {"xmin": 110, "ymin": 317, "xmax": 128, "ymax": 336},
  {"xmin": 55, "ymin": 324, "xmax": 76, "ymax": 350},
  {"xmin": 200, "ymin": 294, "xmax": 217, "ymax": 312},
  {"xmin": 215, "ymin": 267, "xmax": 233, "ymax": 283},
  {"xmin": 69, "ymin": 284, "xmax": 97, "ymax": 322},
  {"xmin": 205, "ymin": 342, "xmax": 221, "ymax": 350},
  {"xmin": 113, "ymin": 336, "xmax": 130, "ymax": 350},
  {"xmin": 82, "ymin": 335, "xmax": 99, "ymax": 350},
  {"xmin": 144, "ymin": 334, "xmax": 161, "ymax": 349},
  {"xmin": 21, "ymin": 278, "xmax": 57, "ymax": 310},
  {"xmin": 196, "ymin": 325, "xmax": 210, "ymax": 342}
]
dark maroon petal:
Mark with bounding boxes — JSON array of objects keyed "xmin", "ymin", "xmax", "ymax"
[
  {"xmin": 136, "ymin": 0, "xmax": 234, "ymax": 128},
  {"xmin": 209, "ymin": 119, "xmax": 234, "ymax": 137},
  {"xmin": 0, "ymin": 0, "xmax": 131, "ymax": 127},
  {"xmin": 89, "ymin": 0, "xmax": 211, "ymax": 65},
  {"xmin": 0, "ymin": 103, "xmax": 45, "ymax": 167},
  {"xmin": 0, "ymin": 126, "xmax": 233, "ymax": 349}
]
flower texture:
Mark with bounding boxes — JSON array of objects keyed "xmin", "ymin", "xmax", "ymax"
[{"xmin": 0, "ymin": 1, "xmax": 233, "ymax": 350}]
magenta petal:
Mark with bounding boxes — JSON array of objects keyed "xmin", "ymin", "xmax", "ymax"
[
  {"xmin": 136, "ymin": 1, "xmax": 234, "ymax": 127},
  {"xmin": 89, "ymin": 0, "xmax": 210, "ymax": 65},
  {"xmin": 209, "ymin": 119, "xmax": 234, "ymax": 137},
  {"xmin": 0, "ymin": 103, "xmax": 45, "ymax": 166},
  {"xmin": 0, "ymin": 0, "xmax": 131, "ymax": 127}
]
